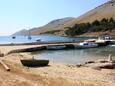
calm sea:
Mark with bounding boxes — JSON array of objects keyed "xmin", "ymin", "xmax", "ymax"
[
  {"xmin": 33, "ymin": 46, "xmax": 115, "ymax": 64},
  {"xmin": 0, "ymin": 35, "xmax": 114, "ymax": 64},
  {"xmin": 0, "ymin": 35, "xmax": 94, "ymax": 44}
]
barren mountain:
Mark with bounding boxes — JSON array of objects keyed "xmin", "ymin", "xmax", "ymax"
[
  {"xmin": 13, "ymin": 0, "xmax": 115, "ymax": 36},
  {"xmin": 63, "ymin": 0, "xmax": 115, "ymax": 27},
  {"xmin": 13, "ymin": 17, "xmax": 74, "ymax": 36},
  {"xmin": 12, "ymin": 29, "xmax": 28, "ymax": 36}
]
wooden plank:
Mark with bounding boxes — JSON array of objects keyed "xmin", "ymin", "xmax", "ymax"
[{"xmin": 0, "ymin": 60, "xmax": 10, "ymax": 71}]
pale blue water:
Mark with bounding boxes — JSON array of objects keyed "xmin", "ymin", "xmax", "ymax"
[
  {"xmin": 0, "ymin": 35, "xmax": 114, "ymax": 65},
  {"xmin": 0, "ymin": 35, "xmax": 95, "ymax": 44},
  {"xmin": 33, "ymin": 46, "xmax": 115, "ymax": 64}
]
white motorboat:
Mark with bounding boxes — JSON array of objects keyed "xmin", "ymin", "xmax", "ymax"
[
  {"xmin": 96, "ymin": 35, "xmax": 113, "ymax": 43},
  {"xmin": 74, "ymin": 42, "xmax": 98, "ymax": 49},
  {"xmin": 95, "ymin": 35, "xmax": 114, "ymax": 46}
]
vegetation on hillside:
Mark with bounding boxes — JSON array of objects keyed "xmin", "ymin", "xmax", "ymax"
[
  {"xmin": 65, "ymin": 18, "xmax": 115, "ymax": 36},
  {"xmin": 40, "ymin": 30, "xmax": 61, "ymax": 34}
]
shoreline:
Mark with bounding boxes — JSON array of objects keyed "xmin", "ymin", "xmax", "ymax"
[{"xmin": 0, "ymin": 45, "xmax": 115, "ymax": 86}]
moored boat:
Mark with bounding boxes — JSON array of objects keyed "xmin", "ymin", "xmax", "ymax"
[
  {"xmin": 95, "ymin": 35, "xmax": 113, "ymax": 46},
  {"xmin": 36, "ymin": 39, "xmax": 41, "ymax": 42},
  {"xmin": 21, "ymin": 59, "xmax": 49, "ymax": 67},
  {"xmin": 95, "ymin": 40, "xmax": 108, "ymax": 46},
  {"xmin": 74, "ymin": 42, "xmax": 98, "ymax": 49},
  {"xmin": 12, "ymin": 36, "xmax": 16, "ymax": 39}
]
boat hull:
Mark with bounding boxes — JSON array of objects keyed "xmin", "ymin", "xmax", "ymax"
[
  {"xmin": 21, "ymin": 59, "xmax": 49, "ymax": 67},
  {"xmin": 95, "ymin": 41, "xmax": 108, "ymax": 46}
]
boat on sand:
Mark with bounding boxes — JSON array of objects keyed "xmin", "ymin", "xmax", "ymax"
[{"xmin": 21, "ymin": 59, "xmax": 49, "ymax": 67}]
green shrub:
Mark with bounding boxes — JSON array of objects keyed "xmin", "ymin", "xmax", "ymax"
[{"xmin": 65, "ymin": 18, "xmax": 115, "ymax": 36}]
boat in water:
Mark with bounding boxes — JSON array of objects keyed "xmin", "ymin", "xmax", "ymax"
[
  {"xmin": 21, "ymin": 59, "xmax": 49, "ymax": 67},
  {"xmin": 85, "ymin": 35, "xmax": 115, "ymax": 46},
  {"xmin": 28, "ymin": 30, "xmax": 32, "ymax": 40},
  {"xmin": 95, "ymin": 35, "xmax": 113, "ymax": 46},
  {"xmin": 74, "ymin": 42, "xmax": 98, "ymax": 49},
  {"xmin": 12, "ymin": 36, "xmax": 16, "ymax": 39},
  {"xmin": 36, "ymin": 39, "xmax": 41, "ymax": 42}
]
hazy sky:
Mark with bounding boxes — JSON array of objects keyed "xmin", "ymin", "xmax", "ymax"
[{"xmin": 0, "ymin": 0, "xmax": 109, "ymax": 36}]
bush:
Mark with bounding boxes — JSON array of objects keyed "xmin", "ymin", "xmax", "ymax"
[{"xmin": 65, "ymin": 18, "xmax": 115, "ymax": 36}]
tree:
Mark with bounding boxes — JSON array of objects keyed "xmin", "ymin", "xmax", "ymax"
[
  {"xmin": 64, "ymin": 17, "xmax": 115, "ymax": 36},
  {"xmin": 92, "ymin": 20, "xmax": 100, "ymax": 26},
  {"xmin": 109, "ymin": 17, "xmax": 114, "ymax": 22},
  {"xmin": 101, "ymin": 18, "xmax": 108, "ymax": 23}
]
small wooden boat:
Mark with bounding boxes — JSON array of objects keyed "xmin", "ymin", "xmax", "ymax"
[
  {"xmin": 12, "ymin": 36, "xmax": 16, "ymax": 39},
  {"xmin": 21, "ymin": 59, "xmax": 49, "ymax": 67},
  {"xmin": 28, "ymin": 36, "xmax": 32, "ymax": 40},
  {"xmin": 36, "ymin": 39, "xmax": 41, "ymax": 42}
]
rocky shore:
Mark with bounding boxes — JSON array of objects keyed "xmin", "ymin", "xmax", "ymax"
[{"xmin": 0, "ymin": 45, "xmax": 115, "ymax": 86}]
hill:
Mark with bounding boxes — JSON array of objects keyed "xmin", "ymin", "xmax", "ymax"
[
  {"xmin": 63, "ymin": 0, "xmax": 115, "ymax": 27},
  {"xmin": 13, "ymin": 17, "xmax": 74, "ymax": 36},
  {"xmin": 12, "ymin": 29, "xmax": 28, "ymax": 36},
  {"xmin": 56, "ymin": 0, "xmax": 115, "ymax": 36},
  {"xmin": 13, "ymin": 0, "xmax": 115, "ymax": 37}
]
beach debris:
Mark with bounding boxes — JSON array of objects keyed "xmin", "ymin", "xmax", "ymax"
[
  {"xmin": 0, "ymin": 51, "xmax": 4, "ymax": 57},
  {"xmin": 67, "ymin": 64, "xmax": 76, "ymax": 68},
  {"xmin": 91, "ymin": 63, "xmax": 115, "ymax": 70},
  {"xmin": 83, "ymin": 54, "xmax": 115, "ymax": 70},
  {"xmin": 85, "ymin": 61, "xmax": 95, "ymax": 64},
  {"xmin": 76, "ymin": 64, "xmax": 82, "ymax": 67},
  {"xmin": 96, "ymin": 59, "xmax": 108, "ymax": 63},
  {"xmin": 67, "ymin": 64, "xmax": 83, "ymax": 68},
  {"xmin": 0, "ymin": 53, "xmax": 4, "ymax": 57},
  {"xmin": 107, "ymin": 54, "xmax": 112, "ymax": 62},
  {"xmin": 0, "ymin": 60, "xmax": 10, "ymax": 71}
]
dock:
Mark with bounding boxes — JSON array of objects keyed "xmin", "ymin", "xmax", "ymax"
[{"xmin": 0, "ymin": 40, "xmax": 114, "ymax": 54}]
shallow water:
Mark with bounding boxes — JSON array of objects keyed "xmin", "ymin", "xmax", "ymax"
[{"xmin": 33, "ymin": 46, "xmax": 115, "ymax": 64}]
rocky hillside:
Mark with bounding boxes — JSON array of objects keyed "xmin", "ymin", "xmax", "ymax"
[
  {"xmin": 13, "ymin": 0, "xmax": 115, "ymax": 36},
  {"xmin": 13, "ymin": 17, "xmax": 74, "ymax": 36},
  {"xmin": 12, "ymin": 29, "xmax": 28, "ymax": 36},
  {"xmin": 63, "ymin": 0, "xmax": 115, "ymax": 27},
  {"xmin": 55, "ymin": 0, "xmax": 115, "ymax": 36}
]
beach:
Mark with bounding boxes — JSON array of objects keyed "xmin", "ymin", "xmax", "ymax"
[{"xmin": 0, "ymin": 45, "xmax": 115, "ymax": 86}]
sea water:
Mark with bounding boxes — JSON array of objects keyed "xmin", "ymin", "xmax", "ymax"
[
  {"xmin": 33, "ymin": 46, "xmax": 115, "ymax": 64},
  {"xmin": 0, "ymin": 35, "xmax": 94, "ymax": 44},
  {"xmin": 0, "ymin": 35, "xmax": 114, "ymax": 64}
]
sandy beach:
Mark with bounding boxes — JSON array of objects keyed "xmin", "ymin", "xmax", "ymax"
[{"xmin": 0, "ymin": 45, "xmax": 115, "ymax": 86}]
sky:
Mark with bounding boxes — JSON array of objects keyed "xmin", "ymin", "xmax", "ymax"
[{"xmin": 0, "ymin": 0, "xmax": 109, "ymax": 36}]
